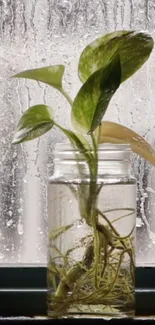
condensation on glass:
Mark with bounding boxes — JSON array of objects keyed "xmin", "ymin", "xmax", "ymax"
[{"xmin": 0, "ymin": 0, "xmax": 155, "ymax": 264}]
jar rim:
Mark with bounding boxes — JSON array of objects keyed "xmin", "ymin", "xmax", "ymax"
[
  {"xmin": 54, "ymin": 142, "xmax": 131, "ymax": 151},
  {"xmin": 54, "ymin": 142, "xmax": 132, "ymax": 161}
]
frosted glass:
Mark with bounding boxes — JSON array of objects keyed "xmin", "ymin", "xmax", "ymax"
[{"xmin": 0, "ymin": 0, "xmax": 155, "ymax": 265}]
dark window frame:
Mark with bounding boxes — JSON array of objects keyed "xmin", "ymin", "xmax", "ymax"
[{"xmin": 0, "ymin": 267, "xmax": 154, "ymax": 317}]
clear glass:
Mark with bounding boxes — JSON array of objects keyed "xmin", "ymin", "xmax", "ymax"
[{"xmin": 47, "ymin": 144, "xmax": 136, "ymax": 318}]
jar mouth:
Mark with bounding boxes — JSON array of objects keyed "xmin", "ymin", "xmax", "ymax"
[
  {"xmin": 54, "ymin": 142, "xmax": 132, "ymax": 161},
  {"xmin": 55, "ymin": 142, "xmax": 131, "ymax": 150}
]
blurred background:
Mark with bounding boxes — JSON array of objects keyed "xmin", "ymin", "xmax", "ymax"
[{"xmin": 0, "ymin": 0, "xmax": 155, "ymax": 265}]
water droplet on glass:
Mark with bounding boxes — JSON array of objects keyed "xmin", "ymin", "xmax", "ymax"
[
  {"xmin": 136, "ymin": 217, "xmax": 144, "ymax": 228},
  {"xmin": 13, "ymin": 151, "xmax": 17, "ymax": 159},
  {"xmin": 149, "ymin": 231, "xmax": 155, "ymax": 244},
  {"xmin": 7, "ymin": 219, "xmax": 13, "ymax": 227},
  {"xmin": 17, "ymin": 221, "xmax": 24, "ymax": 235},
  {"xmin": 8, "ymin": 210, "xmax": 13, "ymax": 217},
  {"xmin": 17, "ymin": 208, "xmax": 23, "ymax": 214}
]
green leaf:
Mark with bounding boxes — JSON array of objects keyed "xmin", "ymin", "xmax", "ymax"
[
  {"xmin": 72, "ymin": 55, "xmax": 121, "ymax": 134},
  {"xmin": 12, "ymin": 101, "xmax": 91, "ymax": 159},
  {"xmin": 78, "ymin": 30, "xmax": 154, "ymax": 83},
  {"xmin": 55, "ymin": 123, "xmax": 95, "ymax": 172},
  {"xmin": 12, "ymin": 104, "xmax": 54, "ymax": 144},
  {"xmin": 55, "ymin": 122, "xmax": 92, "ymax": 157},
  {"xmin": 13, "ymin": 65, "xmax": 65, "ymax": 91}
]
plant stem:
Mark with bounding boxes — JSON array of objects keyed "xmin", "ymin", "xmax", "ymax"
[
  {"xmin": 91, "ymin": 133, "xmax": 98, "ymax": 177},
  {"xmin": 60, "ymin": 88, "xmax": 73, "ymax": 106},
  {"xmin": 87, "ymin": 133, "xmax": 102, "ymax": 288}
]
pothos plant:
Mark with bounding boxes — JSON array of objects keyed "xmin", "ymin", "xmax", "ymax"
[{"xmin": 12, "ymin": 30, "xmax": 155, "ymax": 316}]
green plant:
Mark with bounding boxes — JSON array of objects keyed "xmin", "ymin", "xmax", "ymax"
[{"xmin": 12, "ymin": 30, "xmax": 155, "ymax": 317}]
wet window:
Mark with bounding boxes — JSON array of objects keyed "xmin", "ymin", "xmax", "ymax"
[{"xmin": 0, "ymin": 0, "xmax": 154, "ymax": 265}]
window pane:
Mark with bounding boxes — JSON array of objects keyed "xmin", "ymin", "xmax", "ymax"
[{"xmin": 0, "ymin": 0, "xmax": 155, "ymax": 265}]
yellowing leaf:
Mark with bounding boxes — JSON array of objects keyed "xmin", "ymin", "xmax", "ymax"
[{"xmin": 97, "ymin": 121, "xmax": 155, "ymax": 165}]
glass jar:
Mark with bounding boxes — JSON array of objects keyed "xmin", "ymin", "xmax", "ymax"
[{"xmin": 47, "ymin": 143, "xmax": 136, "ymax": 318}]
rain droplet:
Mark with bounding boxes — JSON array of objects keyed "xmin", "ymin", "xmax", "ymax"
[
  {"xmin": 136, "ymin": 217, "xmax": 144, "ymax": 228},
  {"xmin": 17, "ymin": 222, "xmax": 23, "ymax": 235},
  {"xmin": 7, "ymin": 219, "xmax": 13, "ymax": 227},
  {"xmin": 17, "ymin": 208, "xmax": 23, "ymax": 214},
  {"xmin": 146, "ymin": 187, "xmax": 155, "ymax": 195},
  {"xmin": 149, "ymin": 231, "xmax": 155, "ymax": 244},
  {"xmin": 13, "ymin": 151, "xmax": 17, "ymax": 159}
]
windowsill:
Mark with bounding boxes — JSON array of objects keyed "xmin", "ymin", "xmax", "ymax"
[
  {"xmin": 0, "ymin": 267, "xmax": 155, "ymax": 319},
  {"xmin": 0, "ymin": 317, "xmax": 155, "ymax": 324}
]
